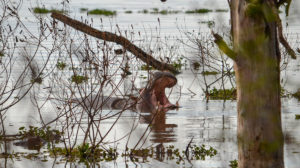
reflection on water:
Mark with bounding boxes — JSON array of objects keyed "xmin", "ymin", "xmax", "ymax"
[{"xmin": 142, "ymin": 111, "xmax": 177, "ymax": 143}]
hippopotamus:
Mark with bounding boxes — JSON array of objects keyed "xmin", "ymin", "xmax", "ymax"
[{"xmin": 74, "ymin": 71, "xmax": 178, "ymax": 113}]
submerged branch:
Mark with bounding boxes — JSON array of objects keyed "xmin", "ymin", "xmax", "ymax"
[{"xmin": 50, "ymin": 12, "xmax": 179, "ymax": 74}]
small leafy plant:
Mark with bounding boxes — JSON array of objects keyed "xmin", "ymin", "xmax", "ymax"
[
  {"xmin": 71, "ymin": 75, "xmax": 88, "ymax": 84},
  {"xmin": 208, "ymin": 87, "xmax": 237, "ymax": 100}
]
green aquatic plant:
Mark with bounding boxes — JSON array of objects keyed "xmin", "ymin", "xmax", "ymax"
[
  {"xmin": 18, "ymin": 126, "xmax": 62, "ymax": 143},
  {"xmin": 80, "ymin": 8, "xmax": 88, "ymax": 12},
  {"xmin": 71, "ymin": 75, "xmax": 88, "ymax": 84},
  {"xmin": 295, "ymin": 114, "xmax": 300, "ymax": 120},
  {"xmin": 229, "ymin": 159, "xmax": 238, "ymax": 168},
  {"xmin": 125, "ymin": 10, "xmax": 133, "ymax": 14},
  {"xmin": 292, "ymin": 89, "xmax": 300, "ymax": 100},
  {"xmin": 171, "ymin": 57, "xmax": 186, "ymax": 71},
  {"xmin": 185, "ymin": 8, "xmax": 212, "ymax": 14},
  {"xmin": 208, "ymin": 87, "xmax": 237, "ymax": 100},
  {"xmin": 49, "ymin": 145, "xmax": 118, "ymax": 162},
  {"xmin": 201, "ymin": 71, "xmax": 219, "ymax": 75},
  {"xmin": 138, "ymin": 9, "xmax": 149, "ymax": 14},
  {"xmin": 33, "ymin": 7, "xmax": 50, "ymax": 14},
  {"xmin": 31, "ymin": 77, "xmax": 43, "ymax": 84},
  {"xmin": 33, "ymin": 7, "xmax": 65, "ymax": 14},
  {"xmin": 149, "ymin": 8, "xmax": 180, "ymax": 15},
  {"xmin": 215, "ymin": 9, "xmax": 228, "ymax": 12},
  {"xmin": 88, "ymin": 9, "xmax": 116, "ymax": 16},
  {"xmin": 56, "ymin": 61, "xmax": 66, "ymax": 70},
  {"xmin": 192, "ymin": 62, "xmax": 200, "ymax": 70}
]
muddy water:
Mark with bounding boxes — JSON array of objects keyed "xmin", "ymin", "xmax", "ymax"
[{"xmin": 1, "ymin": 0, "xmax": 300, "ymax": 168}]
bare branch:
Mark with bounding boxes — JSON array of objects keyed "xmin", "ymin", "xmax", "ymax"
[{"xmin": 51, "ymin": 12, "xmax": 179, "ymax": 74}]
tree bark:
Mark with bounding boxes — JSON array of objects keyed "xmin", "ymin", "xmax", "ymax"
[
  {"xmin": 231, "ymin": 0, "xmax": 284, "ymax": 167},
  {"xmin": 51, "ymin": 12, "xmax": 179, "ymax": 74}
]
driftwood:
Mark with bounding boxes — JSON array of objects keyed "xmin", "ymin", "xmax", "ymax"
[{"xmin": 51, "ymin": 12, "xmax": 179, "ymax": 74}]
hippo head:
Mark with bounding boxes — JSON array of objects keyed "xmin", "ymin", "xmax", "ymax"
[{"xmin": 137, "ymin": 71, "xmax": 177, "ymax": 112}]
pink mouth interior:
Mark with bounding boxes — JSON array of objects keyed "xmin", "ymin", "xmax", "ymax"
[{"xmin": 151, "ymin": 77, "xmax": 177, "ymax": 109}]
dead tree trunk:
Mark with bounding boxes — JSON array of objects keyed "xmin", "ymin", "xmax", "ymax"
[
  {"xmin": 51, "ymin": 12, "xmax": 179, "ymax": 74},
  {"xmin": 231, "ymin": 0, "xmax": 284, "ymax": 167}
]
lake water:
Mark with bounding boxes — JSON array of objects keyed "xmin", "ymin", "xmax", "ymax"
[{"xmin": 1, "ymin": 0, "xmax": 300, "ymax": 167}]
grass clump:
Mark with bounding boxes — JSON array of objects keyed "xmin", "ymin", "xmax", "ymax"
[
  {"xmin": 185, "ymin": 8, "xmax": 212, "ymax": 14},
  {"xmin": 201, "ymin": 71, "xmax": 219, "ymax": 75},
  {"xmin": 88, "ymin": 9, "xmax": 116, "ymax": 16},
  {"xmin": 208, "ymin": 87, "xmax": 237, "ymax": 100},
  {"xmin": 295, "ymin": 114, "xmax": 300, "ymax": 120}
]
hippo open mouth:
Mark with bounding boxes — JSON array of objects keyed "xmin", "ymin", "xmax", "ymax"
[
  {"xmin": 137, "ymin": 71, "xmax": 177, "ymax": 112},
  {"xmin": 150, "ymin": 74, "xmax": 177, "ymax": 109}
]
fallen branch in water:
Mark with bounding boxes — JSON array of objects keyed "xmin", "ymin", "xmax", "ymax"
[{"xmin": 50, "ymin": 12, "xmax": 179, "ymax": 74}]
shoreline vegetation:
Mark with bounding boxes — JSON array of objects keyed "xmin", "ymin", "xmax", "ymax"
[{"xmin": 33, "ymin": 7, "xmax": 229, "ymax": 15}]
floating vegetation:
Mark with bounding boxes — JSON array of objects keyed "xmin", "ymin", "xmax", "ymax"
[
  {"xmin": 88, "ymin": 9, "xmax": 117, "ymax": 16},
  {"xmin": 295, "ymin": 114, "xmax": 300, "ymax": 120},
  {"xmin": 0, "ymin": 51, "xmax": 3, "ymax": 57},
  {"xmin": 33, "ymin": 7, "xmax": 65, "ymax": 14},
  {"xmin": 125, "ymin": 10, "xmax": 133, "ymax": 14},
  {"xmin": 56, "ymin": 61, "xmax": 66, "ymax": 70},
  {"xmin": 18, "ymin": 126, "xmax": 62, "ymax": 143},
  {"xmin": 208, "ymin": 87, "xmax": 237, "ymax": 100},
  {"xmin": 201, "ymin": 71, "xmax": 219, "ymax": 75},
  {"xmin": 126, "ymin": 144, "xmax": 217, "ymax": 164},
  {"xmin": 138, "ymin": 9, "xmax": 149, "ymax": 14},
  {"xmin": 292, "ymin": 89, "xmax": 300, "ymax": 100},
  {"xmin": 71, "ymin": 75, "xmax": 88, "ymax": 84},
  {"xmin": 215, "ymin": 9, "xmax": 229, "ymax": 12},
  {"xmin": 229, "ymin": 159, "xmax": 238, "ymax": 168},
  {"xmin": 185, "ymin": 8, "xmax": 212, "ymax": 14},
  {"xmin": 149, "ymin": 8, "xmax": 180, "ymax": 15},
  {"xmin": 80, "ymin": 8, "xmax": 88, "ymax": 12}
]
